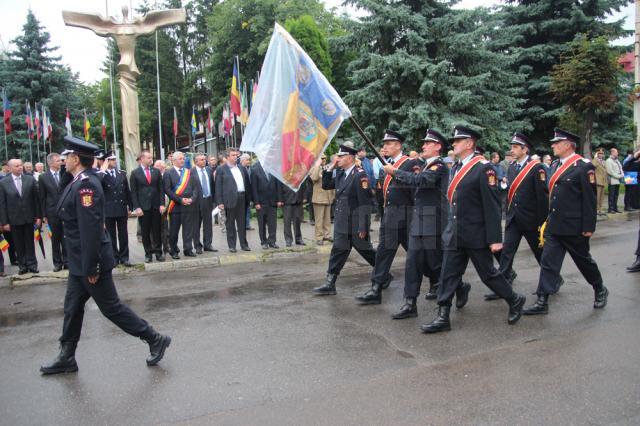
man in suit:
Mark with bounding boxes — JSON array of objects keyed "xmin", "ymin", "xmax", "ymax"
[
  {"xmin": 215, "ymin": 148, "xmax": 251, "ymax": 252},
  {"xmin": 192, "ymin": 153, "xmax": 217, "ymax": 254},
  {"xmin": 282, "ymin": 182, "xmax": 306, "ymax": 247},
  {"xmin": 421, "ymin": 126, "xmax": 526, "ymax": 333},
  {"xmin": 130, "ymin": 150, "xmax": 165, "ymax": 263},
  {"xmin": 251, "ymin": 160, "xmax": 283, "ymax": 249},
  {"xmin": 102, "ymin": 152, "xmax": 133, "ymax": 266},
  {"xmin": 0, "ymin": 159, "xmax": 42, "ymax": 274},
  {"xmin": 240, "ymin": 154, "xmax": 255, "ymax": 231},
  {"xmin": 524, "ymin": 129, "xmax": 608, "ymax": 315},
  {"xmin": 606, "ymin": 148, "xmax": 624, "ymax": 213},
  {"xmin": 154, "ymin": 159, "xmax": 171, "ymax": 256},
  {"xmin": 594, "ymin": 148, "xmax": 608, "ymax": 216},
  {"xmin": 163, "ymin": 151, "xmax": 200, "ymax": 258},
  {"xmin": 39, "ymin": 153, "xmax": 68, "ymax": 271}
]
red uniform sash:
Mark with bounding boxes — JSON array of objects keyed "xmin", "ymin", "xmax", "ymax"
[
  {"xmin": 447, "ymin": 156, "xmax": 484, "ymax": 205},
  {"xmin": 548, "ymin": 154, "xmax": 582, "ymax": 194},
  {"xmin": 383, "ymin": 155, "xmax": 409, "ymax": 202},
  {"xmin": 507, "ymin": 159, "xmax": 541, "ymax": 208}
]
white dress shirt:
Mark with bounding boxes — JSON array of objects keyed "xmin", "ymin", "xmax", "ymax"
[{"xmin": 229, "ymin": 164, "xmax": 245, "ymax": 192}]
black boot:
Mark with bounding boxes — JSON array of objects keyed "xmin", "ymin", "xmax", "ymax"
[
  {"xmin": 143, "ymin": 329, "xmax": 171, "ymax": 366},
  {"xmin": 424, "ymin": 281, "xmax": 438, "ymax": 300},
  {"xmin": 455, "ymin": 282, "xmax": 471, "ymax": 309},
  {"xmin": 627, "ymin": 256, "xmax": 640, "ymax": 272},
  {"xmin": 381, "ymin": 273, "xmax": 394, "ymax": 290},
  {"xmin": 392, "ymin": 297, "xmax": 417, "ymax": 319},
  {"xmin": 484, "ymin": 291, "xmax": 500, "ymax": 301},
  {"xmin": 355, "ymin": 283, "xmax": 382, "ymax": 305},
  {"xmin": 523, "ymin": 294, "xmax": 549, "ymax": 315},
  {"xmin": 507, "ymin": 293, "xmax": 526, "ymax": 325},
  {"xmin": 420, "ymin": 306, "xmax": 451, "ymax": 333},
  {"xmin": 313, "ymin": 274, "xmax": 338, "ymax": 295},
  {"xmin": 593, "ymin": 284, "xmax": 609, "ymax": 309},
  {"xmin": 40, "ymin": 342, "xmax": 78, "ymax": 375}
]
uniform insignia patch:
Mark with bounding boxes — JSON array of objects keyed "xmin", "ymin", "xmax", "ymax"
[
  {"xmin": 588, "ymin": 170, "xmax": 596, "ymax": 184},
  {"xmin": 361, "ymin": 178, "xmax": 369, "ymax": 189},
  {"xmin": 79, "ymin": 188, "xmax": 94, "ymax": 207},
  {"xmin": 430, "ymin": 165, "xmax": 439, "ymax": 171},
  {"xmin": 539, "ymin": 169, "xmax": 546, "ymax": 181},
  {"xmin": 486, "ymin": 169, "xmax": 497, "ymax": 186}
]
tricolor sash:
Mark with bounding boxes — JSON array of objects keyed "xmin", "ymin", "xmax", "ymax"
[
  {"xmin": 548, "ymin": 153, "xmax": 582, "ymax": 194},
  {"xmin": 166, "ymin": 169, "xmax": 191, "ymax": 214},
  {"xmin": 447, "ymin": 155, "xmax": 485, "ymax": 205},
  {"xmin": 507, "ymin": 160, "xmax": 541, "ymax": 208},
  {"xmin": 383, "ymin": 155, "xmax": 410, "ymax": 202}
]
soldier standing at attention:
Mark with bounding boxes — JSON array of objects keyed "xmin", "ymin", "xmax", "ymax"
[{"xmin": 40, "ymin": 136, "xmax": 171, "ymax": 375}]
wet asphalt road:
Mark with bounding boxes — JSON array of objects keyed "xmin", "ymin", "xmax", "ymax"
[{"xmin": 0, "ymin": 216, "xmax": 639, "ymax": 425}]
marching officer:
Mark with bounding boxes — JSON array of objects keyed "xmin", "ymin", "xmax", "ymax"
[
  {"xmin": 103, "ymin": 151, "xmax": 133, "ymax": 267},
  {"xmin": 485, "ymin": 133, "xmax": 551, "ymax": 301},
  {"xmin": 523, "ymin": 129, "xmax": 608, "ymax": 315},
  {"xmin": 355, "ymin": 130, "xmax": 419, "ymax": 305},
  {"xmin": 382, "ymin": 129, "xmax": 450, "ymax": 319},
  {"xmin": 422, "ymin": 125, "xmax": 526, "ymax": 333},
  {"xmin": 40, "ymin": 136, "xmax": 170, "ymax": 375},
  {"xmin": 313, "ymin": 142, "xmax": 377, "ymax": 295}
]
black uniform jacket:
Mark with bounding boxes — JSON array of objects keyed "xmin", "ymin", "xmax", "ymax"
[
  {"xmin": 505, "ymin": 158, "xmax": 549, "ymax": 231},
  {"xmin": 163, "ymin": 166, "xmax": 201, "ymax": 213},
  {"xmin": 391, "ymin": 157, "xmax": 449, "ymax": 238},
  {"xmin": 102, "ymin": 169, "xmax": 133, "ymax": 218},
  {"xmin": 323, "ymin": 166, "xmax": 373, "ymax": 235},
  {"xmin": 546, "ymin": 158, "xmax": 597, "ymax": 236},
  {"xmin": 442, "ymin": 158, "xmax": 502, "ymax": 250},
  {"xmin": 382, "ymin": 157, "xmax": 421, "ymax": 230},
  {"xmin": 56, "ymin": 169, "xmax": 116, "ymax": 276}
]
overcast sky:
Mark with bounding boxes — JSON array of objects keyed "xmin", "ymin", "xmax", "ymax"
[{"xmin": 0, "ymin": 0, "xmax": 634, "ymax": 84}]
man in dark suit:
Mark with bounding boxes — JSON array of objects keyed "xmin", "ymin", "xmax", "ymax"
[
  {"xmin": 192, "ymin": 153, "xmax": 217, "ymax": 254},
  {"xmin": 0, "ymin": 159, "xmax": 42, "ymax": 274},
  {"xmin": 130, "ymin": 150, "xmax": 165, "ymax": 263},
  {"xmin": 39, "ymin": 153, "xmax": 68, "ymax": 271},
  {"xmin": 281, "ymin": 182, "xmax": 306, "ymax": 247},
  {"xmin": 251, "ymin": 160, "xmax": 283, "ymax": 249},
  {"xmin": 215, "ymin": 148, "xmax": 251, "ymax": 252},
  {"xmin": 422, "ymin": 126, "xmax": 526, "ymax": 333},
  {"xmin": 103, "ymin": 152, "xmax": 133, "ymax": 266},
  {"xmin": 163, "ymin": 151, "xmax": 200, "ymax": 258}
]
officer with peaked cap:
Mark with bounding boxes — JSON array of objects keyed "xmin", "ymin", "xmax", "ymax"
[
  {"xmin": 422, "ymin": 125, "xmax": 526, "ymax": 333},
  {"xmin": 103, "ymin": 151, "xmax": 133, "ymax": 267},
  {"xmin": 355, "ymin": 129, "xmax": 421, "ymax": 305},
  {"xmin": 40, "ymin": 136, "xmax": 171, "ymax": 375},
  {"xmin": 523, "ymin": 128, "xmax": 608, "ymax": 315},
  {"xmin": 313, "ymin": 142, "xmax": 377, "ymax": 295}
]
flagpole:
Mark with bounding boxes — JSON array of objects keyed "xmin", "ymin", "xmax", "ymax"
[
  {"xmin": 348, "ymin": 117, "xmax": 387, "ymax": 164},
  {"xmin": 155, "ymin": 29, "xmax": 165, "ymax": 160},
  {"xmin": 2, "ymin": 88, "xmax": 7, "ymax": 161}
]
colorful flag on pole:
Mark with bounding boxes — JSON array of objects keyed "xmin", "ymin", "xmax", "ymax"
[
  {"xmin": 251, "ymin": 80, "xmax": 258, "ymax": 108},
  {"xmin": 101, "ymin": 110, "xmax": 107, "ymax": 141},
  {"xmin": 190, "ymin": 107, "xmax": 197, "ymax": 137},
  {"xmin": 83, "ymin": 109, "xmax": 90, "ymax": 141},
  {"xmin": 222, "ymin": 104, "xmax": 230, "ymax": 135},
  {"xmin": 35, "ymin": 105, "xmax": 41, "ymax": 141},
  {"xmin": 230, "ymin": 57, "xmax": 241, "ymax": 116},
  {"xmin": 0, "ymin": 234, "xmax": 9, "ymax": 252},
  {"xmin": 173, "ymin": 106, "xmax": 178, "ymax": 138},
  {"xmin": 240, "ymin": 24, "xmax": 352, "ymax": 190},
  {"xmin": 42, "ymin": 105, "xmax": 50, "ymax": 141},
  {"xmin": 240, "ymin": 84, "xmax": 249, "ymax": 126},
  {"xmin": 34, "ymin": 225, "xmax": 41, "ymax": 241},
  {"xmin": 25, "ymin": 101, "xmax": 34, "ymax": 139},
  {"xmin": 65, "ymin": 109, "xmax": 72, "ymax": 136},
  {"xmin": 2, "ymin": 89, "xmax": 12, "ymax": 134}
]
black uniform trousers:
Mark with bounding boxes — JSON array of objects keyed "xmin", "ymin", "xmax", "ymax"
[
  {"xmin": 437, "ymin": 248, "xmax": 515, "ymax": 306},
  {"xmin": 168, "ymin": 210, "xmax": 196, "ymax": 254},
  {"xmin": 194, "ymin": 196, "xmax": 213, "ymax": 250},
  {"xmin": 225, "ymin": 193, "xmax": 248, "ymax": 249},
  {"xmin": 283, "ymin": 204, "xmax": 303, "ymax": 244},
  {"xmin": 327, "ymin": 232, "xmax": 376, "ymax": 275},
  {"xmin": 635, "ymin": 216, "xmax": 640, "ymax": 256},
  {"xmin": 536, "ymin": 234, "xmax": 603, "ymax": 295},
  {"xmin": 256, "ymin": 205, "xmax": 277, "ymax": 245},
  {"xmin": 60, "ymin": 270, "xmax": 150, "ymax": 344},
  {"xmin": 139, "ymin": 209, "xmax": 162, "ymax": 256},
  {"xmin": 498, "ymin": 223, "xmax": 542, "ymax": 277},
  {"xmin": 404, "ymin": 236, "xmax": 442, "ymax": 298},
  {"xmin": 105, "ymin": 216, "xmax": 129, "ymax": 263},
  {"xmin": 12, "ymin": 224, "xmax": 37, "ymax": 270},
  {"xmin": 48, "ymin": 215, "xmax": 67, "ymax": 268},
  {"xmin": 370, "ymin": 222, "xmax": 407, "ymax": 285}
]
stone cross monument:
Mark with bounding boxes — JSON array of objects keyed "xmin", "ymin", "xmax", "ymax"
[{"xmin": 62, "ymin": 5, "xmax": 186, "ymax": 172}]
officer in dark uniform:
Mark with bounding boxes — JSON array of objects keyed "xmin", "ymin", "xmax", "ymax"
[
  {"xmin": 313, "ymin": 142, "xmax": 377, "ymax": 295},
  {"xmin": 382, "ymin": 129, "xmax": 450, "ymax": 318},
  {"xmin": 355, "ymin": 129, "xmax": 420, "ymax": 305},
  {"xmin": 103, "ymin": 151, "xmax": 133, "ymax": 267},
  {"xmin": 485, "ymin": 133, "xmax": 551, "ymax": 301},
  {"xmin": 422, "ymin": 125, "xmax": 526, "ymax": 333},
  {"xmin": 40, "ymin": 136, "xmax": 170, "ymax": 375},
  {"xmin": 523, "ymin": 129, "xmax": 608, "ymax": 315},
  {"xmin": 623, "ymin": 149, "xmax": 640, "ymax": 272}
]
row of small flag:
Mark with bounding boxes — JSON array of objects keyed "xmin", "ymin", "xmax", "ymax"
[{"xmin": 0, "ymin": 224, "xmax": 52, "ymax": 253}]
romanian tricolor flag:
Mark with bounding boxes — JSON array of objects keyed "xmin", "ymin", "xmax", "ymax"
[
  {"xmin": 83, "ymin": 109, "xmax": 91, "ymax": 141},
  {"xmin": 34, "ymin": 225, "xmax": 41, "ymax": 241},
  {"xmin": 240, "ymin": 24, "xmax": 351, "ymax": 190},
  {"xmin": 46, "ymin": 223, "xmax": 53, "ymax": 239},
  {"xmin": 230, "ymin": 57, "xmax": 241, "ymax": 116},
  {"xmin": 0, "ymin": 234, "xmax": 9, "ymax": 252}
]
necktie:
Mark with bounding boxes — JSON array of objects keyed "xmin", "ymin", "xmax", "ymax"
[
  {"xmin": 389, "ymin": 159, "xmax": 395, "ymax": 165},
  {"xmin": 15, "ymin": 176, "xmax": 22, "ymax": 196},
  {"xmin": 53, "ymin": 171, "xmax": 59, "ymax": 184},
  {"xmin": 200, "ymin": 169, "xmax": 209, "ymax": 197},
  {"xmin": 145, "ymin": 167, "xmax": 151, "ymax": 184},
  {"xmin": 515, "ymin": 163, "xmax": 522, "ymax": 172},
  {"xmin": 111, "ymin": 170, "xmax": 116, "ymax": 179}
]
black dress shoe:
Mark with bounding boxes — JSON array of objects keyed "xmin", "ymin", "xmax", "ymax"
[
  {"xmin": 171, "ymin": 253, "xmax": 180, "ymax": 260},
  {"xmin": 261, "ymin": 244, "xmax": 269, "ymax": 249},
  {"xmin": 523, "ymin": 294, "xmax": 549, "ymax": 315},
  {"xmin": 313, "ymin": 274, "xmax": 338, "ymax": 295},
  {"xmin": 295, "ymin": 240, "xmax": 306, "ymax": 246},
  {"xmin": 392, "ymin": 298, "xmax": 418, "ymax": 319},
  {"xmin": 184, "ymin": 251, "xmax": 196, "ymax": 257},
  {"xmin": 40, "ymin": 342, "xmax": 78, "ymax": 375},
  {"xmin": 507, "ymin": 294, "xmax": 526, "ymax": 325},
  {"xmin": 421, "ymin": 306, "xmax": 451, "ymax": 333},
  {"xmin": 229, "ymin": 248, "xmax": 237, "ymax": 253},
  {"xmin": 593, "ymin": 285, "xmax": 608, "ymax": 309},
  {"xmin": 122, "ymin": 261, "xmax": 133, "ymax": 267},
  {"xmin": 53, "ymin": 265, "xmax": 63, "ymax": 272},
  {"xmin": 424, "ymin": 282, "xmax": 438, "ymax": 300},
  {"xmin": 204, "ymin": 246, "xmax": 218, "ymax": 252},
  {"xmin": 28, "ymin": 268, "xmax": 39, "ymax": 274},
  {"xmin": 484, "ymin": 291, "xmax": 500, "ymax": 301},
  {"xmin": 455, "ymin": 282, "xmax": 471, "ymax": 309},
  {"xmin": 196, "ymin": 248, "xmax": 203, "ymax": 255},
  {"xmin": 18, "ymin": 268, "xmax": 28, "ymax": 275},
  {"xmin": 627, "ymin": 256, "xmax": 640, "ymax": 272},
  {"xmin": 156, "ymin": 254, "xmax": 165, "ymax": 262},
  {"xmin": 269, "ymin": 243, "xmax": 280, "ymax": 249},
  {"xmin": 241, "ymin": 246, "xmax": 251, "ymax": 251},
  {"xmin": 143, "ymin": 330, "xmax": 171, "ymax": 366},
  {"xmin": 355, "ymin": 284, "xmax": 382, "ymax": 305},
  {"xmin": 381, "ymin": 273, "xmax": 394, "ymax": 290},
  {"xmin": 145, "ymin": 255, "xmax": 152, "ymax": 263}
]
